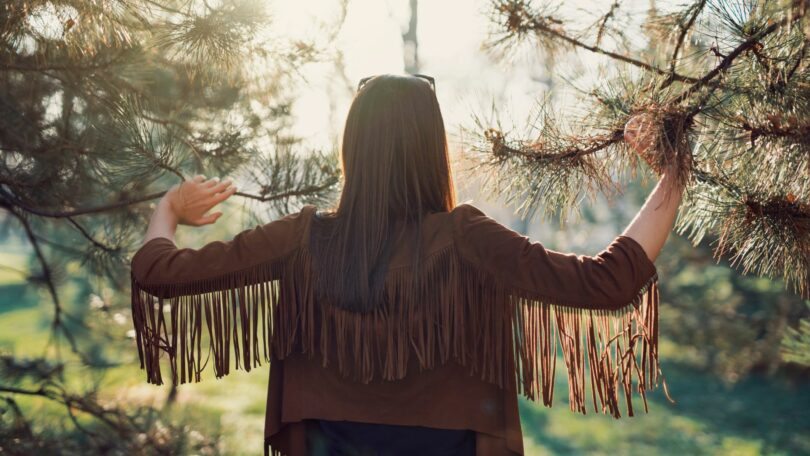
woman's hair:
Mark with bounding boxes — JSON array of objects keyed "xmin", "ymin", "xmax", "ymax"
[{"xmin": 310, "ymin": 74, "xmax": 456, "ymax": 312}]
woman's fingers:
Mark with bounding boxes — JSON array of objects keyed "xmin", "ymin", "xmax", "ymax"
[
  {"xmin": 187, "ymin": 176, "xmax": 229, "ymax": 192},
  {"xmin": 196, "ymin": 211, "xmax": 223, "ymax": 226},
  {"xmin": 192, "ymin": 187, "xmax": 233, "ymax": 224},
  {"xmin": 203, "ymin": 176, "xmax": 220, "ymax": 188},
  {"xmin": 211, "ymin": 185, "xmax": 237, "ymax": 204},
  {"xmin": 209, "ymin": 179, "xmax": 232, "ymax": 194}
]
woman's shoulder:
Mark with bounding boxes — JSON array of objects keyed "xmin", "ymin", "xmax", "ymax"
[
  {"xmin": 400, "ymin": 202, "xmax": 497, "ymax": 243},
  {"xmin": 293, "ymin": 204, "xmax": 319, "ymax": 219},
  {"xmin": 248, "ymin": 204, "xmax": 321, "ymax": 247},
  {"xmin": 449, "ymin": 202, "xmax": 488, "ymax": 218},
  {"xmin": 445, "ymin": 202, "xmax": 533, "ymax": 262},
  {"xmin": 265, "ymin": 204, "xmax": 318, "ymax": 228},
  {"xmin": 427, "ymin": 203, "xmax": 507, "ymax": 256},
  {"xmin": 447, "ymin": 202, "xmax": 503, "ymax": 235}
]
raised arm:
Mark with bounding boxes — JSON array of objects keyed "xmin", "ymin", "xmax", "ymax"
[
  {"xmin": 452, "ymin": 176, "xmax": 681, "ymax": 417},
  {"xmin": 452, "ymin": 113, "xmax": 686, "ymax": 311}
]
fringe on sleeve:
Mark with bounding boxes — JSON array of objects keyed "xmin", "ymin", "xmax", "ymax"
[
  {"xmin": 130, "ymin": 250, "xmax": 292, "ymax": 385},
  {"xmin": 130, "ymin": 242, "xmax": 668, "ymax": 418},
  {"xmin": 508, "ymin": 267, "xmax": 666, "ymax": 417}
]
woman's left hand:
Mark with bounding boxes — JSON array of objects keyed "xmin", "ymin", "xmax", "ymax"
[{"xmin": 164, "ymin": 175, "xmax": 237, "ymax": 226}]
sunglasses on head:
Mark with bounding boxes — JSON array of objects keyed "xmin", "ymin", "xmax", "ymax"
[{"xmin": 357, "ymin": 73, "xmax": 436, "ymax": 92}]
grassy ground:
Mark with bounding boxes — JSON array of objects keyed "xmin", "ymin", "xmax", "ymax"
[
  {"xmin": 1, "ymin": 255, "xmax": 808, "ymax": 455},
  {"xmin": 518, "ymin": 355, "xmax": 810, "ymax": 455}
]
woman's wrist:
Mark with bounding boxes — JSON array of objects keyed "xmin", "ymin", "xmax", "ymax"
[
  {"xmin": 660, "ymin": 171, "xmax": 686, "ymax": 193},
  {"xmin": 157, "ymin": 197, "xmax": 180, "ymax": 226},
  {"xmin": 143, "ymin": 197, "xmax": 179, "ymax": 243}
]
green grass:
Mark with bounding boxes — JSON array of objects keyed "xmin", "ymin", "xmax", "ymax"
[
  {"xmin": 0, "ymin": 251, "xmax": 28, "ymax": 286},
  {"xmin": 518, "ymin": 362, "xmax": 809, "ymax": 455}
]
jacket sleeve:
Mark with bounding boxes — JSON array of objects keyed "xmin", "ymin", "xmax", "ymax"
[
  {"xmin": 129, "ymin": 205, "xmax": 315, "ymax": 386},
  {"xmin": 131, "ymin": 206, "xmax": 311, "ymax": 297},
  {"xmin": 452, "ymin": 203, "xmax": 664, "ymax": 418},
  {"xmin": 452, "ymin": 203, "xmax": 658, "ymax": 311}
]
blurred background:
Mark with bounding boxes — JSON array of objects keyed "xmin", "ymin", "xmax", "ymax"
[{"xmin": 1, "ymin": 0, "xmax": 808, "ymax": 454}]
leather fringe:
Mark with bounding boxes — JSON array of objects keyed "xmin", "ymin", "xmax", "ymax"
[{"xmin": 131, "ymin": 243, "xmax": 663, "ymax": 418}]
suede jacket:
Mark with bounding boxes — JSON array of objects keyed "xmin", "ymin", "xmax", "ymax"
[{"xmin": 130, "ymin": 203, "xmax": 662, "ymax": 456}]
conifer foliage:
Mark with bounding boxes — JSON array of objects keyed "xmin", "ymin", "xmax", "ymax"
[
  {"xmin": 473, "ymin": 0, "xmax": 810, "ymax": 302},
  {"xmin": 0, "ymin": 0, "xmax": 340, "ymax": 452}
]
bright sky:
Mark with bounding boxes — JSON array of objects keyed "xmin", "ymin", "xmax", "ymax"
[{"xmin": 271, "ymin": 0, "xmax": 554, "ymax": 151}]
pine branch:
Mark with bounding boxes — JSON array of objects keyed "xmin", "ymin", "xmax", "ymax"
[
  {"xmin": 0, "ymin": 379, "xmax": 182, "ymax": 452},
  {"xmin": 486, "ymin": 127, "xmax": 624, "ymax": 162},
  {"xmin": 1, "ymin": 185, "xmax": 338, "ymax": 219},
  {"xmin": 66, "ymin": 217, "xmax": 118, "ymax": 253},
  {"xmin": 785, "ymin": 38, "xmax": 808, "ymax": 81},
  {"xmin": 491, "ymin": 0, "xmax": 702, "ymax": 84},
  {"xmin": 665, "ymin": 0, "xmax": 708, "ymax": 82},
  {"xmin": 237, "ymin": 181, "xmax": 339, "ymax": 203},
  {"xmin": 0, "ymin": 397, "xmax": 34, "ymax": 438},
  {"xmin": 2, "ymin": 205, "xmax": 62, "ymax": 322},
  {"xmin": 678, "ymin": 171, "xmax": 810, "ymax": 299},
  {"xmin": 691, "ymin": 167, "xmax": 743, "ymax": 197},
  {"xmin": 0, "ymin": 264, "xmax": 28, "ymax": 278},
  {"xmin": 1, "ymin": 190, "xmax": 168, "ymax": 218},
  {"xmin": 0, "ymin": 58, "xmax": 125, "ymax": 73},
  {"xmin": 674, "ymin": 8, "xmax": 805, "ymax": 105},
  {"xmin": 0, "ymin": 385, "xmax": 49, "ymax": 396},
  {"xmin": 738, "ymin": 117, "xmax": 810, "ymax": 145},
  {"xmin": 594, "ymin": 1, "xmax": 621, "ymax": 48},
  {"xmin": 0, "ymin": 206, "xmax": 107, "ymax": 366},
  {"xmin": 780, "ymin": 302, "xmax": 810, "ymax": 366}
]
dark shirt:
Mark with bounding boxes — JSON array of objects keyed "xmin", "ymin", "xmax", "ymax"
[{"xmin": 306, "ymin": 420, "xmax": 476, "ymax": 456}]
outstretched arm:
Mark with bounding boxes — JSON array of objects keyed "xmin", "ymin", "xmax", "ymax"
[{"xmin": 130, "ymin": 176, "xmax": 314, "ymax": 386}]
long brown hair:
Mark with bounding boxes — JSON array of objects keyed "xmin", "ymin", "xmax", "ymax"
[{"xmin": 310, "ymin": 74, "xmax": 456, "ymax": 312}]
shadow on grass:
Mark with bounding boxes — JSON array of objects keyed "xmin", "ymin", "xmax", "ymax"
[
  {"xmin": 518, "ymin": 358, "xmax": 809, "ymax": 455},
  {"xmin": 517, "ymin": 403, "xmax": 579, "ymax": 455},
  {"xmin": 0, "ymin": 284, "xmax": 37, "ymax": 314}
]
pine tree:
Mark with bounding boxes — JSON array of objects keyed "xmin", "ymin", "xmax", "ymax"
[
  {"xmin": 782, "ymin": 302, "xmax": 810, "ymax": 365},
  {"xmin": 469, "ymin": 0, "xmax": 809, "ymax": 313},
  {"xmin": 0, "ymin": 0, "xmax": 341, "ymax": 451}
]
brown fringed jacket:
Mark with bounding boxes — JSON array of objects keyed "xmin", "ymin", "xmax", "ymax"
[{"xmin": 130, "ymin": 203, "xmax": 662, "ymax": 456}]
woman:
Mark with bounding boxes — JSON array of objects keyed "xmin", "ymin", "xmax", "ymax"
[{"xmin": 130, "ymin": 74, "xmax": 684, "ymax": 456}]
